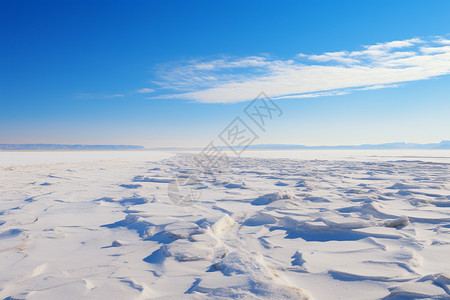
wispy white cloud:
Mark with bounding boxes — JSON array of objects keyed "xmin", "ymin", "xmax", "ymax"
[
  {"xmin": 305, "ymin": 51, "xmax": 360, "ymax": 64},
  {"xmin": 151, "ymin": 56, "xmax": 271, "ymax": 92},
  {"xmin": 435, "ymin": 38, "xmax": 450, "ymax": 45},
  {"xmin": 136, "ymin": 88, "xmax": 155, "ymax": 94},
  {"xmin": 151, "ymin": 36, "xmax": 450, "ymax": 103},
  {"xmin": 420, "ymin": 45, "xmax": 450, "ymax": 54},
  {"xmin": 356, "ymin": 84, "xmax": 400, "ymax": 91},
  {"xmin": 365, "ymin": 38, "xmax": 423, "ymax": 51}
]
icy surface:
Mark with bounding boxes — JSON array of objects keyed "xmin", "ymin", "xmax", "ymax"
[{"xmin": 0, "ymin": 151, "xmax": 449, "ymax": 299}]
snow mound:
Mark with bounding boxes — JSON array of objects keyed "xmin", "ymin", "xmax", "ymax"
[
  {"xmin": 211, "ymin": 214, "xmax": 235, "ymax": 235},
  {"xmin": 251, "ymin": 191, "xmax": 295, "ymax": 205},
  {"xmin": 208, "ymin": 251, "xmax": 312, "ymax": 299},
  {"xmin": 111, "ymin": 240, "xmax": 126, "ymax": 247},
  {"xmin": 164, "ymin": 221, "xmax": 202, "ymax": 239},
  {"xmin": 162, "ymin": 239, "xmax": 213, "ymax": 261},
  {"xmin": 382, "ymin": 216, "xmax": 410, "ymax": 228}
]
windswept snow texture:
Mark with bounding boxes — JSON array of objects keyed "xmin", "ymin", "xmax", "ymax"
[{"xmin": 1, "ymin": 151, "xmax": 450, "ymax": 299}]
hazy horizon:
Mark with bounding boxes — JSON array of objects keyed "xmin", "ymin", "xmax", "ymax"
[{"xmin": 1, "ymin": 140, "xmax": 450, "ymax": 150}]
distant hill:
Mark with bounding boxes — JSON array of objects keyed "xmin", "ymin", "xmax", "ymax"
[{"xmin": 0, "ymin": 144, "xmax": 145, "ymax": 151}]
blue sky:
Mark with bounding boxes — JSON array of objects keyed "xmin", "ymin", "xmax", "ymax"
[{"xmin": 1, "ymin": 0, "xmax": 449, "ymax": 147}]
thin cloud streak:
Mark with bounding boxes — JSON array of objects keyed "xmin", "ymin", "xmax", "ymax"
[
  {"xmin": 151, "ymin": 37, "xmax": 450, "ymax": 103},
  {"xmin": 76, "ymin": 93, "xmax": 125, "ymax": 99}
]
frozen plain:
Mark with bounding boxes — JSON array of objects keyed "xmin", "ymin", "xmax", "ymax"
[{"xmin": 1, "ymin": 150, "xmax": 450, "ymax": 299}]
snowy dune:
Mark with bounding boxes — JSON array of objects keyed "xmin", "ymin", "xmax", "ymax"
[{"xmin": 1, "ymin": 150, "xmax": 450, "ymax": 299}]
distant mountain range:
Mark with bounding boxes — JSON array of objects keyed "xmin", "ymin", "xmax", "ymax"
[
  {"xmin": 0, "ymin": 141, "xmax": 449, "ymax": 151},
  {"xmin": 241, "ymin": 141, "xmax": 450, "ymax": 150},
  {"xmin": 0, "ymin": 144, "xmax": 145, "ymax": 151},
  {"xmin": 151, "ymin": 141, "xmax": 450, "ymax": 150}
]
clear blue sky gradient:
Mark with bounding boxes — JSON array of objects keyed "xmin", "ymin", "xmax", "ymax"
[{"xmin": 1, "ymin": 0, "xmax": 449, "ymax": 147}]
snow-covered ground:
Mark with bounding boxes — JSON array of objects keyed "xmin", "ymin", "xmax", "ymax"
[{"xmin": 1, "ymin": 150, "xmax": 450, "ymax": 299}]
